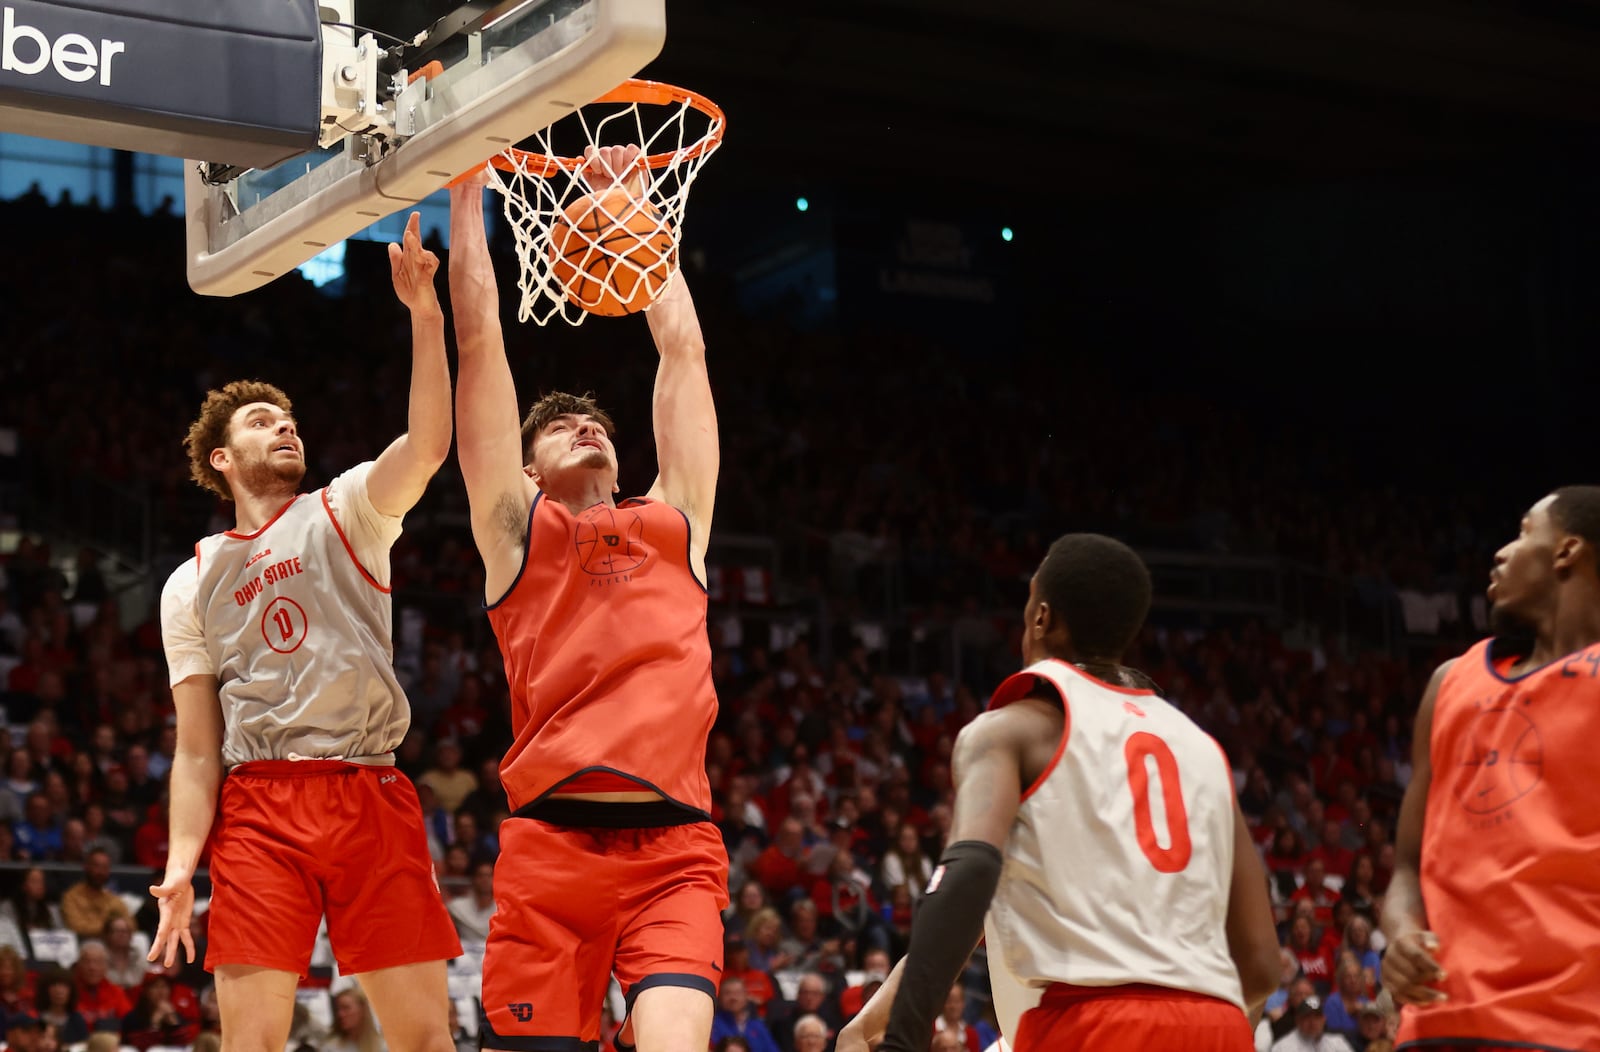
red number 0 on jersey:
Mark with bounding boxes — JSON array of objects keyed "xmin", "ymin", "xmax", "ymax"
[{"xmin": 1123, "ymin": 731, "xmax": 1193, "ymax": 873}]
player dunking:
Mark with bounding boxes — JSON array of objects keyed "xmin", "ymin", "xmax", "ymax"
[
  {"xmin": 1383, "ymin": 487, "xmax": 1600, "ymax": 1050},
  {"xmin": 149, "ymin": 214, "xmax": 462, "ymax": 1052},
  {"xmin": 841, "ymin": 534, "xmax": 1280, "ymax": 1052},
  {"xmin": 449, "ymin": 149, "xmax": 727, "ymax": 1052}
]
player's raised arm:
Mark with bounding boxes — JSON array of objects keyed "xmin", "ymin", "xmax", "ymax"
[
  {"xmin": 148, "ymin": 672, "xmax": 223, "ymax": 967},
  {"xmin": 367, "ymin": 211, "xmax": 454, "ymax": 517},
  {"xmin": 448, "ymin": 171, "xmax": 535, "ymax": 595},
  {"xmin": 1381, "ymin": 660, "xmax": 1453, "ymax": 1007},
  {"xmin": 580, "ymin": 145, "xmax": 719, "ymax": 566}
]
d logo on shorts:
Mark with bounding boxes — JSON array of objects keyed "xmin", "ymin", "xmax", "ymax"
[{"xmin": 507, "ymin": 1003, "xmax": 534, "ymax": 1023}]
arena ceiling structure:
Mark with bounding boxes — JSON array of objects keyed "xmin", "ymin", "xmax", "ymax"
[{"xmin": 638, "ymin": 0, "xmax": 1600, "ymax": 197}]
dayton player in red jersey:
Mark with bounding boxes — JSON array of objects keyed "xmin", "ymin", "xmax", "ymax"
[
  {"xmin": 1384, "ymin": 487, "xmax": 1600, "ymax": 1051},
  {"xmin": 841, "ymin": 535, "xmax": 1279, "ymax": 1052},
  {"xmin": 148, "ymin": 215, "xmax": 461, "ymax": 1052},
  {"xmin": 449, "ymin": 149, "xmax": 726, "ymax": 1052}
]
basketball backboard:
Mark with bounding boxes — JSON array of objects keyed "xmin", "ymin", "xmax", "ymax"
[{"xmin": 184, "ymin": 0, "xmax": 665, "ymax": 297}]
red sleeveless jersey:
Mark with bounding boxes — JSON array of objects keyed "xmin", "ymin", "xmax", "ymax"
[
  {"xmin": 486, "ymin": 494, "xmax": 715, "ymax": 814},
  {"xmin": 1397, "ymin": 638, "xmax": 1600, "ymax": 1050}
]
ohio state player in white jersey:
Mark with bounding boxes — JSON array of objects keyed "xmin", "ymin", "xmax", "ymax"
[
  {"xmin": 148, "ymin": 214, "xmax": 461, "ymax": 1052},
  {"xmin": 842, "ymin": 534, "xmax": 1280, "ymax": 1052}
]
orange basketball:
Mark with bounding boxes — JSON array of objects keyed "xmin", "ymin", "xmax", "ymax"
[{"xmin": 548, "ymin": 187, "xmax": 675, "ymax": 316}]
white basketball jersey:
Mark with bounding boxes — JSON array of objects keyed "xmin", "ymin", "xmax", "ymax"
[
  {"xmin": 160, "ymin": 463, "xmax": 409, "ymax": 767},
  {"xmin": 983, "ymin": 659, "xmax": 1244, "ymax": 1035}
]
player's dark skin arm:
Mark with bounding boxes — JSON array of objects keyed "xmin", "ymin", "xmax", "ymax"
[
  {"xmin": 1224, "ymin": 795, "xmax": 1283, "ymax": 1024},
  {"xmin": 1380, "ymin": 660, "xmax": 1453, "ymax": 1006},
  {"xmin": 842, "ymin": 698, "xmax": 1060, "ymax": 1052}
]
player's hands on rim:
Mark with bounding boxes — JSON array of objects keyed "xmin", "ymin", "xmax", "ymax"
[
  {"xmin": 389, "ymin": 212, "xmax": 443, "ymax": 317},
  {"xmin": 581, "ymin": 144, "xmax": 646, "ymax": 201},
  {"xmin": 147, "ymin": 873, "xmax": 197, "ymax": 967},
  {"xmin": 1382, "ymin": 930, "xmax": 1448, "ymax": 1007}
]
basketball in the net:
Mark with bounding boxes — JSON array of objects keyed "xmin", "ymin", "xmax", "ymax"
[{"xmin": 548, "ymin": 187, "xmax": 675, "ymax": 316}]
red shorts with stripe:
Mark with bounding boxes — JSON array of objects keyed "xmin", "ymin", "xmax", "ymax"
[
  {"xmin": 479, "ymin": 818, "xmax": 729, "ymax": 1047},
  {"xmin": 1014, "ymin": 983, "xmax": 1253, "ymax": 1052},
  {"xmin": 205, "ymin": 760, "xmax": 462, "ymax": 976}
]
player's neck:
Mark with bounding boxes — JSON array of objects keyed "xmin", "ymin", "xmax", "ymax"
[
  {"xmin": 1537, "ymin": 590, "xmax": 1600, "ymax": 665},
  {"xmin": 231, "ymin": 486, "xmax": 299, "ymax": 534},
  {"xmin": 548, "ymin": 481, "xmax": 617, "ymax": 516}
]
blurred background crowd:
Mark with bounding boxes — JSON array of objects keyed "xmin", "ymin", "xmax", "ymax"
[{"xmin": 0, "ymin": 195, "xmax": 1506, "ymax": 1052}]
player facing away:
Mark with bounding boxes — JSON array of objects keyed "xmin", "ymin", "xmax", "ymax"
[
  {"xmin": 1383, "ymin": 488, "xmax": 1600, "ymax": 1050},
  {"xmin": 449, "ymin": 148, "xmax": 727, "ymax": 1052},
  {"xmin": 840, "ymin": 534, "xmax": 1280, "ymax": 1052},
  {"xmin": 149, "ymin": 214, "xmax": 462, "ymax": 1052}
]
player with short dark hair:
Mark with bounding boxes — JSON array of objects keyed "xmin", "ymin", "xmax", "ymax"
[
  {"xmin": 842, "ymin": 533, "xmax": 1279, "ymax": 1052},
  {"xmin": 1383, "ymin": 487, "xmax": 1600, "ymax": 1048}
]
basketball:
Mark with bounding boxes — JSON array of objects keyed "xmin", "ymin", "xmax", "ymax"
[{"xmin": 547, "ymin": 187, "xmax": 676, "ymax": 316}]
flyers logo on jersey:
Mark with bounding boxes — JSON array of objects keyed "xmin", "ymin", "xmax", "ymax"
[{"xmin": 575, "ymin": 506, "xmax": 648, "ymax": 578}]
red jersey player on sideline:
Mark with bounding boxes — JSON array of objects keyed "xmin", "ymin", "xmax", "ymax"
[
  {"xmin": 148, "ymin": 214, "xmax": 461, "ymax": 1052},
  {"xmin": 841, "ymin": 534, "xmax": 1280, "ymax": 1052},
  {"xmin": 1383, "ymin": 487, "xmax": 1600, "ymax": 1050},
  {"xmin": 449, "ymin": 148, "xmax": 726, "ymax": 1052}
]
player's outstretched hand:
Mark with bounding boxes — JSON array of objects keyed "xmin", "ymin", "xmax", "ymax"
[
  {"xmin": 147, "ymin": 873, "xmax": 197, "ymax": 968},
  {"xmin": 580, "ymin": 144, "xmax": 645, "ymax": 199},
  {"xmin": 389, "ymin": 212, "xmax": 443, "ymax": 316},
  {"xmin": 1382, "ymin": 930, "xmax": 1448, "ymax": 1007}
]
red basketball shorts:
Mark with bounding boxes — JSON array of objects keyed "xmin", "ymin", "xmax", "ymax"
[
  {"xmin": 1014, "ymin": 983, "xmax": 1253, "ymax": 1052},
  {"xmin": 205, "ymin": 760, "xmax": 462, "ymax": 976},
  {"xmin": 479, "ymin": 819, "xmax": 730, "ymax": 1047}
]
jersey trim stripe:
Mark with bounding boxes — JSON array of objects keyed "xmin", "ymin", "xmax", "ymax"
[
  {"xmin": 485, "ymin": 491, "xmax": 540, "ymax": 612},
  {"xmin": 193, "ymin": 541, "xmax": 202, "ymax": 575},
  {"xmin": 223, "ymin": 493, "xmax": 303, "ymax": 539},
  {"xmin": 320, "ymin": 487, "xmax": 390, "ymax": 594},
  {"xmin": 1399, "ymin": 1040, "xmax": 1587, "ymax": 1052}
]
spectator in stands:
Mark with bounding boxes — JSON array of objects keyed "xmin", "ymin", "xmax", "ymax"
[
  {"xmin": 766, "ymin": 973, "xmax": 843, "ymax": 1052},
  {"xmin": 13, "ymin": 794, "xmax": 62, "ymax": 860},
  {"xmin": 776, "ymin": 898, "xmax": 840, "ymax": 977},
  {"xmin": 1290, "ymin": 858, "xmax": 1338, "ymax": 929},
  {"xmin": 879, "ymin": 822, "xmax": 932, "ymax": 902},
  {"xmin": 447, "ymin": 861, "xmax": 496, "ymax": 943},
  {"xmin": 1265, "ymin": 828, "xmax": 1306, "ymax": 894},
  {"xmin": 1351, "ymin": 1003, "xmax": 1387, "ymax": 1052},
  {"xmin": 1340, "ymin": 915, "xmax": 1381, "ymax": 981},
  {"xmin": 70, "ymin": 942, "xmax": 130, "ymax": 1027},
  {"xmin": 715, "ymin": 1038, "xmax": 752, "ymax": 1052},
  {"xmin": 934, "ymin": 983, "xmax": 981, "ymax": 1052},
  {"xmin": 3, "ymin": 1013, "xmax": 44, "ymax": 1052},
  {"xmin": 1269, "ymin": 997, "xmax": 1352, "ymax": 1052},
  {"xmin": 723, "ymin": 934, "xmax": 776, "ymax": 1011},
  {"xmin": 59, "ymin": 849, "xmax": 129, "ymax": 938},
  {"xmin": 1287, "ymin": 907, "xmax": 1336, "ymax": 994},
  {"xmin": 745, "ymin": 907, "xmax": 792, "ymax": 974},
  {"xmin": 33, "ymin": 967, "xmax": 88, "ymax": 1044},
  {"xmin": 119, "ymin": 974, "xmax": 198, "ymax": 1050},
  {"xmin": 726, "ymin": 880, "xmax": 772, "ymax": 939},
  {"xmin": 710, "ymin": 976, "xmax": 780, "ymax": 1052},
  {"xmin": 1309, "ymin": 819, "xmax": 1353, "ymax": 880},
  {"xmin": 0, "ymin": 946, "xmax": 31, "ymax": 1013},
  {"xmin": 131, "ymin": 796, "xmax": 169, "ymax": 871},
  {"xmin": 417, "ymin": 739, "xmax": 476, "ymax": 814},
  {"xmin": 329, "ymin": 987, "xmax": 385, "ymax": 1052},
  {"xmin": 99, "ymin": 916, "xmax": 149, "ymax": 990},
  {"xmin": 753, "ymin": 818, "xmax": 814, "ymax": 900},
  {"xmin": 4, "ymin": 868, "xmax": 70, "ymax": 960},
  {"xmin": 791, "ymin": 1015, "xmax": 828, "ymax": 1052},
  {"xmin": 1339, "ymin": 854, "xmax": 1380, "ymax": 920},
  {"xmin": 79, "ymin": 805, "xmax": 120, "ymax": 865},
  {"xmin": 811, "ymin": 848, "xmax": 878, "ymax": 945},
  {"xmin": 1320, "ymin": 957, "xmax": 1369, "ymax": 1039},
  {"xmin": 839, "ymin": 948, "xmax": 890, "ymax": 1018}
]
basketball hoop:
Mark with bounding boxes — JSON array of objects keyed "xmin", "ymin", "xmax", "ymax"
[{"xmin": 480, "ymin": 79, "xmax": 726, "ymax": 326}]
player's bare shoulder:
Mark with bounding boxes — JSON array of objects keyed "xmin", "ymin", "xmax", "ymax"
[{"xmin": 955, "ymin": 696, "xmax": 1063, "ymax": 785}]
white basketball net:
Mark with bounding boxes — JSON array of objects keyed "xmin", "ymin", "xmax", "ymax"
[{"xmin": 486, "ymin": 85, "xmax": 725, "ymax": 326}]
